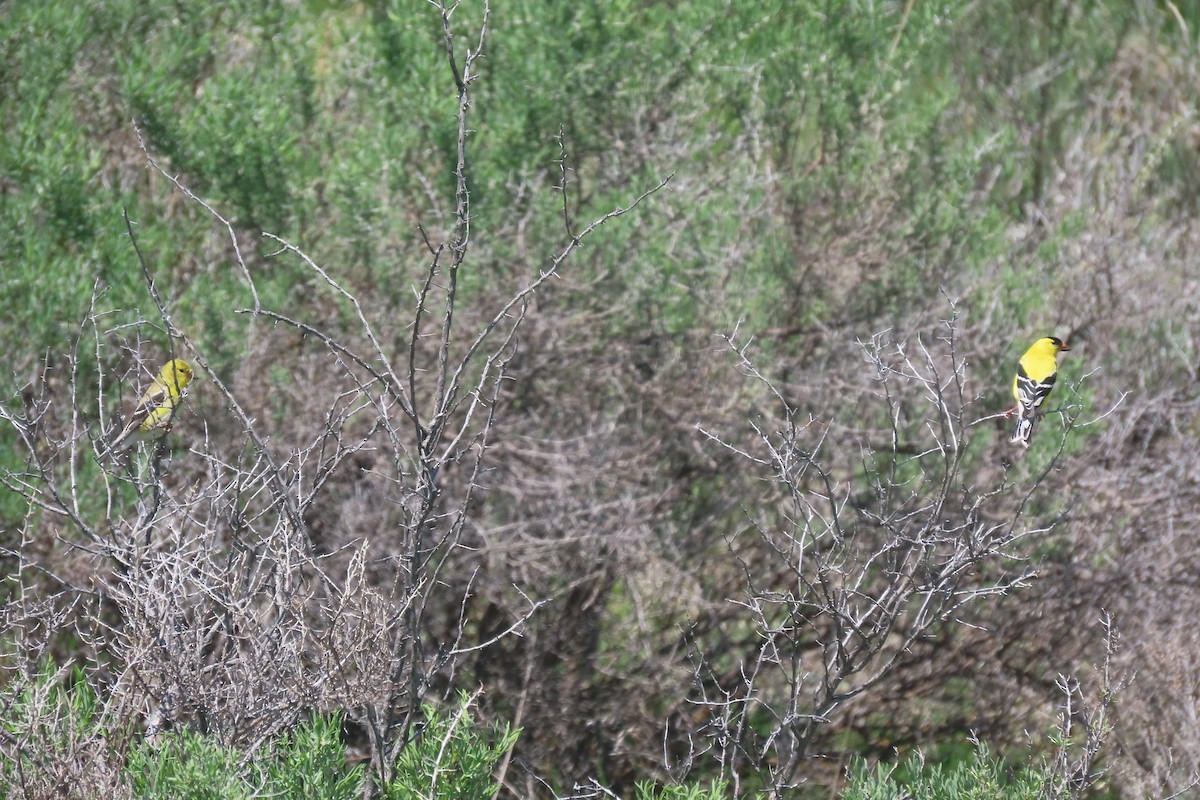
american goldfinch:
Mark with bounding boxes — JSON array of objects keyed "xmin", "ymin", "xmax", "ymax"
[
  {"xmin": 110, "ymin": 358, "xmax": 194, "ymax": 452},
  {"xmin": 1010, "ymin": 336, "xmax": 1069, "ymax": 448}
]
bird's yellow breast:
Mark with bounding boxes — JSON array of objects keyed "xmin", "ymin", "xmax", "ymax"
[{"xmin": 1017, "ymin": 338, "xmax": 1061, "ymax": 383}]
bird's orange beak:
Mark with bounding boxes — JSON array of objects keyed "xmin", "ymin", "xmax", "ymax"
[{"xmin": 1060, "ymin": 342, "xmax": 1071, "ymax": 351}]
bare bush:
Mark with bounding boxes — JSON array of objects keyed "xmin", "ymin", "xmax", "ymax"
[
  {"xmin": 663, "ymin": 309, "xmax": 1117, "ymax": 795},
  {"xmin": 0, "ymin": 0, "xmax": 668, "ymax": 792}
]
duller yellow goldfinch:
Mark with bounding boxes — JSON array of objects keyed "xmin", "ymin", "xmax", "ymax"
[
  {"xmin": 110, "ymin": 358, "xmax": 194, "ymax": 452},
  {"xmin": 1010, "ymin": 336, "xmax": 1069, "ymax": 448}
]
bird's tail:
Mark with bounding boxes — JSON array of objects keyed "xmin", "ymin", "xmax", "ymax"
[
  {"xmin": 1009, "ymin": 411, "xmax": 1035, "ymax": 448},
  {"xmin": 104, "ymin": 427, "xmax": 140, "ymax": 457}
]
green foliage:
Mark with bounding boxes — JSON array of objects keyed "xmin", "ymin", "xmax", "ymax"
[
  {"xmin": 843, "ymin": 741, "xmax": 1045, "ymax": 800},
  {"xmin": 130, "ymin": 731, "xmax": 255, "ymax": 800},
  {"xmin": 0, "ymin": 0, "xmax": 1147, "ymax": 361},
  {"xmin": 20, "ymin": 665, "xmax": 101, "ymax": 731},
  {"xmin": 128, "ymin": 697, "xmax": 522, "ymax": 799},
  {"xmin": 263, "ymin": 716, "xmax": 368, "ymax": 800},
  {"xmin": 634, "ymin": 779, "xmax": 731, "ymax": 800},
  {"xmin": 383, "ymin": 692, "xmax": 520, "ymax": 800},
  {"xmin": 0, "ymin": 667, "xmax": 524, "ymax": 797},
  {"xmin": 0, "ymin": 665, "xmax": 116, "ymax": 791},
  {"xmin": 129, "ymin": 713, "xmax": 365, "ymax": 800}
]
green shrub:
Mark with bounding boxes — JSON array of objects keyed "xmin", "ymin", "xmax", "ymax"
[
  {"xmin": 383, "ymin": 692, "xmax": 520, "ymax": 800},
  {"xmin": 0, "ymin": 665, "xmax": 126, "ymax": 797},
  {"xmin": 129, "ymin": 714, "xmax": 364, "ymax": 800},
  {"xmin": 843, "ymin": 742, "xmax": 1044, "ymax": 800},
  {"xmin": 634, "ymin": 779, "xmax": 731, "ymax": 800},
  {"xmin": 127, "ymin": 693, "xmax": 518, "ymax": 800}
]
